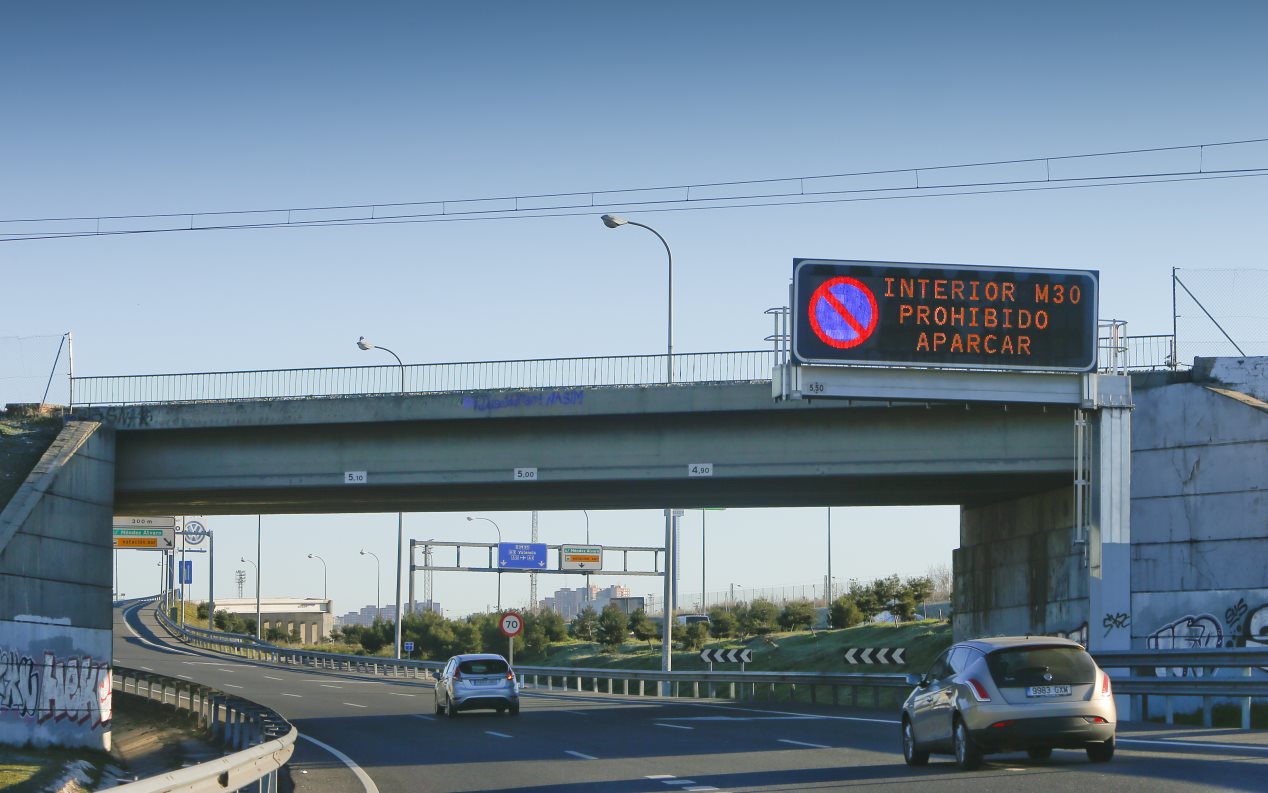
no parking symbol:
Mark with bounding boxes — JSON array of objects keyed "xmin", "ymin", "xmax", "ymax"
[{"xmin": 808, "ymin": 276, "xmax": 878, "ymax": 349}]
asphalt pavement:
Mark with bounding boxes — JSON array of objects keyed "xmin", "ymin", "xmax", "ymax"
[{"xmin": 113, "ymin": 603, "xmax": 1268, "ymax": 792}]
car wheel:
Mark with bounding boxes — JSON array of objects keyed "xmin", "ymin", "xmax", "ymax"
[
  {"xmin": 509, "ymin": 703, "xmax": 520, "ymax": 716},
  {"xmin": 1086, "ymin": 737, "xmax": 1115, "ymax": 762},
  {"xmin": 1027, "ymin": 746, "xmax": 1052, "ymax": 761},
  {"xmin": 446, "ymin": 698, "xmax": 459, "ymax": 718},
  {"xmin": 953, "ymin": 717, "xmax": 983, "ymax": 771},
  {"xmin": 435, "ymin": 697, "xmax": 445, "ymax": 715},
  {"xmin": 902, "ymin": 718, "xmax": 929, "ymax": 766}
]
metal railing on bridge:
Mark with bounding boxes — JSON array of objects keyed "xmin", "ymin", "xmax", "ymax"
[
  {"xmin": 70, "ymin": 333, "xmax": 1178, "ymax": 407},
  {"xmin": 70, "ymin": 350, "xmax": 776, "ymax": 406}
]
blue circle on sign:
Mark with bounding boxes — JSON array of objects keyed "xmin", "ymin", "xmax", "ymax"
[{"xmin": 808, "ymin": 276, "xmax": 878, "ymax": 349}]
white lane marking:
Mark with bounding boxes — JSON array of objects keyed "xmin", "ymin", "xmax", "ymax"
[
  {"xmin": 177, "ymin": 674, "xmax": 193, "ymax": 680},
  {"xmin": 281, "ymin": 693, "xmax": 302, "ymax": 698},
  {"xmin": 485, "ymin": 731, "xmax": 513, "ymax": 738},
  {"xmin": 184, "ymin": 662, "xmax": 234, "ymax": 666},
  {"xmin": 684, "ymin": 788, "xmax": 720, "ymax": 792},
  {"xmin": 778, "ymin": 738, "xmax": 830, "ymax": 749},
  {"xmin": 298, "ymin": 734, "xmax": 379, "ymax": 793},
  {"xmin": 321, "ymin": 684, "xmax": 343, "ymax": 689},
  {"xmin": 264, "ymin": 675, "xmax": 283, "ymax": 681},
  {"xmin": 560, "ymin": 709, "xmax": 589, "ymax": 716},
  {"xmin": 1118, "ymin": 737, "xmax": 1268, "ymax": 753},
  {"xmin": 661, "ymin": 781, "xmax": 696, "ymax": 787},
  {"xmin": 139, "ymin": 666, "xmax": 153, "ymax": 671},
  {"xmin": 411, "ymin": 715, "xmax": 435, "ymax": 722},
  {"xmin": 344, "ymin": 702, "xmax": 368, "ymax": 708},
  {"xmin": 646, "ymin": 776, "xmax": 676, "ymax": 779},
  {"xmin": 654, "ymin": 723, "xmax": 693, "ymax": 730},
  {"xmin": 565, "ymin": 750, "xmax": 597, "ymax": 760},
  {"xmin": 222, "ymin": 684, "xmax": 243, "ymax": 689},
  {"xmin": 388, "ymin": 693, "xmax": 415, "ymax": 697},
  {"xmin": 667, "ymin": 715, "xmax": 823, "ymax": 722}
]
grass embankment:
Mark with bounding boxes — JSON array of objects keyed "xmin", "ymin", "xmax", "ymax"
[
  {"xmin": 526, "ymin": 620, "xmax": 952, "ymax": 708},
  {"xmin": 0, "ymin": 745, "xmax": 94, "ymax": 792},
  {"xmin": 0, "ymin": 412, "xmax": 63, "ymax": 508}
]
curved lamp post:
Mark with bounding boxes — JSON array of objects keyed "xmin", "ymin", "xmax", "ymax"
[
  {"xmin": 600, "ymin": 214, "xmax": 674, "ymax": 384},
  {"xmin": 240, "ymin": 556, "xmax": 261, "ymax": 639},
  {"xmin": 467, "ymin": 516, "xmax": 503, "ymax": 610},
  {"xmin": 307, "ymin": 553, "xmax": 328, "ymax": 601},
  {"xmin": 356, "ymin": 336, "xmax": 406, "ymax": 659},
  {"xmin": 360, "ymin": 550, "xmax": 381, "ymax": 621}
]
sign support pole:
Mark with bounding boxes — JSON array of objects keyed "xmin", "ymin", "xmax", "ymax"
[
  {"xmin": 208, "ymin": 529, "xmax": 215, "ymax": 631},
  {"xmin": 661, "ymin": 508, "xmax": 674, "ymax": 695}
]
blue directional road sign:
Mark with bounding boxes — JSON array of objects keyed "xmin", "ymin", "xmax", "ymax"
[
  {"xmin": 180, "ymin": 560, "xmax": 193, "ymax": 585},
  {"xmin": 403, "ymin": 641, "xmax": 415, "ymax": 652},
  {"xmin": 498, "ymin": 543, "xmax": 548, "ymax": 570}
]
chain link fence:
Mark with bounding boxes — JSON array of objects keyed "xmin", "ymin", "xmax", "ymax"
[{"xmin": 1175, "ymin": 268, "xmax": 1268, "ymax": 365}]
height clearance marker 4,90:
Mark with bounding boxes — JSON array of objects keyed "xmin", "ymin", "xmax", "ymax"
[{"xmin": 808, "ymin": 276, "xmax": 878, "ymax": 349}]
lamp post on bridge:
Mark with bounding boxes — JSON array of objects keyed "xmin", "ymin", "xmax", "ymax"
[
  {"xmin": 307, "ymin": 553, "xmax": 327, "ymax": 600},
  {"xmin": 467, "ymin": 516, "xmax": 503, "ymax": 610},
  {"xmin": 600, "ymin": 214, "xmax": 674, "ymax": 384},
  {"xmin": 360, "ymin": 550, "xmax": 381, "ymax": 621}
]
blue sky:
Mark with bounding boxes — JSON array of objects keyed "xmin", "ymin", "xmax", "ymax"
[{"xmin": 3, "ymin": 2, "xmax": 1266, "ymax": 618}]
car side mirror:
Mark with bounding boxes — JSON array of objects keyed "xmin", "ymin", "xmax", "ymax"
[
  {"xmin": 906, "ymin": 673, "xmax": 928, "ymax": 687},
  {"xmin": 432, "ymin": 670, "xmax": 442, "ymax": 680}
]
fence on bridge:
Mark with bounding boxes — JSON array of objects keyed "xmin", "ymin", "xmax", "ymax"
[{"xmin": 71, "ymin": 334, "xmax": 1175, "ymax": 406}]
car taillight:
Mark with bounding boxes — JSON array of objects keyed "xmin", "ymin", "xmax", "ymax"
[
  {"xmin": 967, "ymin": 678, "xmax": 991, "ymax": 702},
  {"xmin": 506, "ymin": 670, "xmax": 515, "ymax": 681},
  {"xmin": 452, "ymin": 670, "xmax": 462, "ymax": 681},
  {"xmin": 990, "ymin": 720, "xmax": 1014, "ymax": 729},
  {"xmin": 1101, "ymin": 672, "xmax": 1112, "ymax": 698}
]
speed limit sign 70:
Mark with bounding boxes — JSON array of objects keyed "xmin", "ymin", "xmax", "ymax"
[{"xmin": 499, "ymin": 612, "xmax": 523, "ymax": 638}]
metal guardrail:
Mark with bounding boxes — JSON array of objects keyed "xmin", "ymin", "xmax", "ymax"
[
  {"xmin": 111, "ymin": 662, "xmax": 295, "ymax": 792},
  {"xmin": 70, "ymin": 350, "xmax": 776, "ymax": 406},
  {"xmin": 1097, "ymin": 333, "xmax": 1177, "ymax": 372},
  {"xmin": 154, "ymin": 599, "xmax": 1268, "ymax": 725}
]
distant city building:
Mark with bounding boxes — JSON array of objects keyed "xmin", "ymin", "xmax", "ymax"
[
  {"xmin": 541, "ymin": 584, "xmax": 631, "ymax": 620},
  {"xmin": 214, "ymin": 597, "xmax": 332, "ymax": 644},
  {"xmin": 336, "ymin": 600, "xmax": 440, "ymax": 627}
]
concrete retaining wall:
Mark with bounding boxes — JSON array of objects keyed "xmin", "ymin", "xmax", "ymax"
[
  {"xmin": 0, "ymin": 421, "xmax": 114, "ymax": 749},
  {"xmin": 1131, "ymin": 359, "xmax": 1268, "ymax": 660}
]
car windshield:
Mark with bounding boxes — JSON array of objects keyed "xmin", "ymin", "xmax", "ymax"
[
  {"xmin": 985, "ymin": 645, "xmax": 1096, "ymax": 686},
  {"xmin": 458, "ymin": 658, "xmax": 509, "ymax": 675}
]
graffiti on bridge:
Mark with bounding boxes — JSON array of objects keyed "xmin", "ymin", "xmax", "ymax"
[
  {"xmin": 0, "ymin": 648, "xmax": 111, "ymax": 729},
  {"xmin": 1102, "ymin": 611, "xmax": 1131, "ymax": 638},
  {"xmin": 1147, "ymin": 598, "xmax": 1268, "ymax": 677}
]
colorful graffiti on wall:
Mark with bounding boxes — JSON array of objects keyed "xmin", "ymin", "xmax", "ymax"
[
  {"xmin": 1146, "ymin": 598, "xmax": 1268, "ymax": 677},
  {"xmin": 0, "ymin": 648, "xmax": 111, "ymax": 729}
]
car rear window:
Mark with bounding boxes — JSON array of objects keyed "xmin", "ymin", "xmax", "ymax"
[
  {"xmin": 458, "ymin": 658, "xmax": 509, "ymax": 675},
  {"xmin": 986, "ymin": 646, "xmax": 1096, "ymax": 687}
]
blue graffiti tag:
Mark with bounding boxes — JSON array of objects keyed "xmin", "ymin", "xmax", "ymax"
[{"xmin": 461, "ymin": 390, "xmax": 584, "ymax": 414}]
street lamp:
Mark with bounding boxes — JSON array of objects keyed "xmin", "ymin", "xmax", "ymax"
[
  {"xmin": 467, "ymin": 516, "xmax": 503, "ymax": 610},
  {"xmin": 600, "ymin": 214, "xmax": 674, "ymax": 384},
  {"xmin": 360, "ymin": 550, "xmax": 381, "ymax": 621},
  {"xmin": 308, "ymin": 553, "xmax": 327, "ymax": 601},
  {"xmin": 240, "ymin": 556, "xmax": 261, "ymax": 640},
  {"xmin": 356, "ymin": 336, "xmax": 407, "ymax": 659}
]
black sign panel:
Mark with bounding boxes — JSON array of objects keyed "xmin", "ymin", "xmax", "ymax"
[{"xmin": 792, "ymin": 259, "xmax": 1099, "ymax": 372}]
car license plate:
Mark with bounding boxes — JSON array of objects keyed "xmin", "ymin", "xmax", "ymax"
[{"xmin": 1026, "ymin": 685, "xmax": 1071, "ymax": 697}]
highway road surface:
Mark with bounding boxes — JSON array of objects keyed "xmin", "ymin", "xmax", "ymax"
[{"xmin": 115, "ymin": 602, "xmax": 1268, "ymax": 792}]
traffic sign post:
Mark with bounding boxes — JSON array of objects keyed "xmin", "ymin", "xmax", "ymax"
[
  {"xmin": 403, "ymin": 641, "xmax": 415, "ymax": 658},
  {"xmin": 700, "ymin": 647, "xmax": 752, "ymax": 671},
  {"xmin": 500, "ymin": 612, "xmax": 524, "ymax": 668},
  {"xmin": 843, "ymin": 647, "xmax": 906, "ymax": 665}
]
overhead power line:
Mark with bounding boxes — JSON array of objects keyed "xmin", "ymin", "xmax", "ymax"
[{"xmin": 2, "ymin": 136, "xmax": 1266, "ymax": 243}]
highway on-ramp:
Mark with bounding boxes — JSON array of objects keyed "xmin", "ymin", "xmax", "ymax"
[{"xmin": 114, "ymin": 602, "xmax": 1268, "ymax": 792}]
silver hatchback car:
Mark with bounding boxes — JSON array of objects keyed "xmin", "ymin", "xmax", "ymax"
[
  {"xmin": 435, "ymin": 653, "xmax": 519, "ymax": 717},
  {"xmin": 901, "ymin": 636, "xmax": 1116, "ymax": 769}
]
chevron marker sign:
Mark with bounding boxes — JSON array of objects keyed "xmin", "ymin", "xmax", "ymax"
[
  {"xmin": 700, "ymin": 648, "xmax": 753, "ymax": 664},
  {"xmin": 843, "ymin": 647, "xmax": 907, "ymax": 665}
]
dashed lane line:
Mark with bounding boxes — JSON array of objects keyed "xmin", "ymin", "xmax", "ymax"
[
  {"xmin": 485, "ymin": 731, "xmax": 513, "ymax": 738},
  {"xmin": 565, "ymin": 750, "xmax": 597, "ymax": 760},
  {"xmin": 388, "ymin": 693, "xmax": 415, "ymax": 697},
  {"xmin": 264, "ymin": 675, "xmax": 283, "ymax": 681},
  {"xmin": 177, "ymin": 674, "xmax": 193, "ymax": 680},
  {"xmin": 411, "ymin": 715, "xmax": 435, "ymax": 722},
  {"xmin": 1118, "ymin": 737, "xmax": 1268, "ymax": 753},
  {"xmin": 344, "ymin": 702, "xmax": 368, "ymax": 708},
  {"xmin": 654, "ymin": 723, "xmax": 693, "ymax": 730},
  {"xmin": 777, "ymin": 739, "xmax": 830, "ymax": 749},
  {"xmin": 222, "ymin": 684, "xmax": 243, "ymax": 689},
  {"xmin": 321, "ymin": 684, "xmax": 343, "ymax": 689},
  {"xmin": 281, "ymin": 693, "xmax": 302, "ymax": 698},
  {"xmin": 298, "ymin": 734, "xmax": 379, "ymax": 793}
]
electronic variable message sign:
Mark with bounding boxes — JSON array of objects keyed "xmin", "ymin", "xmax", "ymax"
[{"xmin": 792, "ymin": 259, "xmax": 1099, "ymax": 372}]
